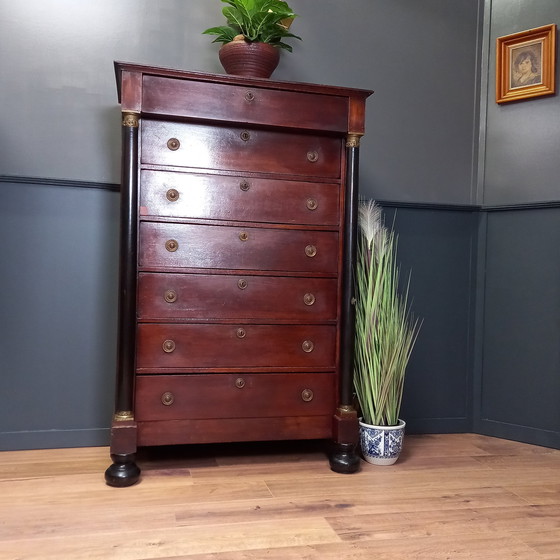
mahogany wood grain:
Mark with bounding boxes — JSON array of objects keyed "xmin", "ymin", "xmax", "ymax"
[
  {"xmin": 135, "ymin": 323, "xmax": 337, "ymax": 370},
  {"xmin": 135, "ymin": 372, "xmax": 335, "ymax": 421},
  {"xmin": 142, "ymin": 75, "xmax": 349, "ymax": 132},
  {"xmin": 141, "ymin": 120, "xmax": 342, "ymax": 178},
  {"xmin": 140, "ymin": 170, "xmax": 340, "ymax": 226},
  {"xmin": 119, "ymin": 70, "xmax": 142, "ymax": 113},
  {"xmin": 138, "ymin": 221, "xmax": 339, "ymax": 273},
  {"xmin": 137, "ymin": 272, "xmax": 338, "ymax": 321},
  {"xmin": 137, "ymin": 416, "xmax": 333, "ymax": 445}
]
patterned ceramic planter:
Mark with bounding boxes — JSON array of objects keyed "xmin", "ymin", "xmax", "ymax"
[{"xmin": 359, "ymin": 419, "xmax": 406, "ymax": 465}]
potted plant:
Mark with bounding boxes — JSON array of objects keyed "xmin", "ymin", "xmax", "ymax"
[
  {"xmin": 353, "ymin": 201, "xmax": 421, "ymax": 465},
  {"xmin": 203, "ymin": 0, "xmax": 301, "ymax": 78}
]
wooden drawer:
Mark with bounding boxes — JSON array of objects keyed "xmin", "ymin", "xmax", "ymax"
[
  {"xmin": 139, "ymin": 221, "xmax": 339, "ymax": 274},
  {"xmin": 136, "ymin": 416, "xmax": 332, "ymax": 446},
  {"xmin": 138, "ymin": 273, "xmax": 338, "ymax": 321},
  {"xmin": 140, "ymin": 170, "xmax": 340, "ymax": 226},
  {"xmin": 135, "ymin": 373, "xmax": 336, "ymax": 421},
  {"xmin": 136, "ymin": 324, "xmax": 337, "ymax": 370},
  {"xmin": 142, "ymin": 75, "xmax": 349, "ymax": 133},
  {"xmin": 141, "ymin": 120, "xmax": 341, "ymax": 178}
]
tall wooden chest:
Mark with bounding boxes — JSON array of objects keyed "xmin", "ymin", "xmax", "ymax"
[{"xmin": 106, "ymin": 62, "xmax": 372, "ymax": 486}]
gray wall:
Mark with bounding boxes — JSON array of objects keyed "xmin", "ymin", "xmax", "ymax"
[
  {"xmin": 0, "ymin": 0, "xmax": 482, "ymax": 201},
  {"xmin": 483, "ymin": 0, "xmax": 560, "ymax": 206},
  {"xmin": 4, "ymin": 0, "xmax": 558, "ymax": 451},
  {"xmin": 473, "ymin": 0, "xmax": 560, "ymax": 448},
  {"xmin": 478, "ymin": 209, "xmax": 560, "ymax": 447},
  {"xmin": 0, "ymin": 182, "xmax": 119, "ymax": 449},
  {"xmin": 386, "ymin": 208, "xmax": 478, "ymax": 434}
]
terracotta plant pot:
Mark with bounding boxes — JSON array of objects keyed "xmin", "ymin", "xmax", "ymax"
[{"xmin": 219, "ymin": 39, "xmax": 280, "ymax": 79}]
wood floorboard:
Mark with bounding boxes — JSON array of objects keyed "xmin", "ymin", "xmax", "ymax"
[{"xmin": 0, "ymin": 434, "xmax": 559, "ymax": 559}]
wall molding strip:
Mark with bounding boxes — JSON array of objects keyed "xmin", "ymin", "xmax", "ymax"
[
  {"xmin": 481, "ymin": 201, "xmax": 560, "ymax": 211},
  {"xmin": 377, "ymin": 199, "xmax": 560, "ymax": 212},
  {"xmin": 2, "ymin": 175, "xmax": 560, "ymax": 212},
  {"xmin": 376, "ymin": 200, "xmax": 480, "ymax": 212},
  {"xmin": 0, "ymin": 174, "xmax": 119, "ymax": 192}
]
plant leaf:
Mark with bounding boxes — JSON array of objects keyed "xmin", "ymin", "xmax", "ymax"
[
  {"xmin": 204, "ymin": 0, "xmax": 300, "ymax": 49},
  {"xmin": 202, "ymin": 25, "xmax": 238, "ymax": 43}
]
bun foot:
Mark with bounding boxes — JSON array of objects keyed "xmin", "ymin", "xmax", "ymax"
[
  {"xmin": 105, "ymin": 453, "xmax": 141, "ymax": 487},
  {"xmin": 329, "ymin": 442, "xmax": 360, "ymax": 474}
]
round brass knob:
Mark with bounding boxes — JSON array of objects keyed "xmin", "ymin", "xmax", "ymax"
[
  {"xmin": 301, "ymin": 389, "xmax": 314, "ymax": 402},
  {"xmin": 239, "ymin": 231, "xmax": 249, "ymax": 242},
  {"xmin": 306, "ymin": 198, "xmax": 318, "ymax": 211},
  {"xmin": 240, "ymin": 131, "xmax": 251, "ymax": 142},
  {"xmin": 303, "ymin": 293, "xmax": 316, "ymax": 306},
  {"xmin": 307, "ymin": 151, "xmax": 319, "ymax": 163},
  {"xmin": 245, "ymin": 91, "xmax": 255, "ymax": 102},
  {"xmin": 302, "ymin": 340, "xmax": 314, "ymax": 353},
  {"xmin": 236, "ymin": 327, "xmax": 246, "ymax": 339},
  {"xmin": 235, "ymin": 377, "xmax": 246, "ymax": 389},
  {"xmin": 239, "ymin": 180, "xmax": 250, "ymax": 191},
  {"xmin": 164, "ymin": 289, "xmax": 177, "ymax": 303},
  {"xmin": 167, "ymin": 138, "xmax": 180, "ymax": 151},
  {"xmin": 305, "ymin": 245, "xmax": 317, "ymax": 258},
  {"xmin": 166, "ymin": 188, "xmax": 179, "ymax": 202},
  {"xmin": 162, "ymin": 339, "xmax": 176, "ymax": 353},
  {"xmin": 165, "ymin": 239, "xmax": 178, "ymax": 252},
  {"xmin": 161, "ymin": 392, "xmax": 174, "ymax": 406},
  {"xmin": 237, "ymin": 279, "xmax": 248, "ymax": 290}
]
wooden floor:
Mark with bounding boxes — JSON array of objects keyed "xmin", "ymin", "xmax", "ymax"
[{"xmin": 1, "ymin": 434, "xmax": 560, "ymax": 559}]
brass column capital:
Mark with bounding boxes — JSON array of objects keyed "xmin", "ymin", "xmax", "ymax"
[
  {"xmin": 346, "ymin": 133, "xmax": 363, "ymax": 148},
  {"xmin": 122, "ymin": 112, "xmax": 139, "ymax": 128}
]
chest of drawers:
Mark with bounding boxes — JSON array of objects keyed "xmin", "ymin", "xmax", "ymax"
[{"xmin": 105, "ymin": 62, "xmax": 372, "ymax": 486}]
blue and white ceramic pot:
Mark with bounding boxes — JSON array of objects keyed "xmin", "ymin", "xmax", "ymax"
[{"xmin": 359, "ymin": 419, "xmax": 406, "ymax": 465}]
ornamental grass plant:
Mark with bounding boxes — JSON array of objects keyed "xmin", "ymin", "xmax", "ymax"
[{"xmin": 354, "ymin": 201, "xmax": 421, "ymax": 427}]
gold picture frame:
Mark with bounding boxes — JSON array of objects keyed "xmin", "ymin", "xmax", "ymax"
[{"xmin": 496, "ymin": 24, "xmax": 556, "ymax": 104}]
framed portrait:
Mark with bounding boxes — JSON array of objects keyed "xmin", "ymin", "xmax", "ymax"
[{"xmin": 496, "ymin": 24, "xmax": 556, "ymax": 104}]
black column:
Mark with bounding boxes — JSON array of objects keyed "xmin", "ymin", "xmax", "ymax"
[
  {"xmin": 105, "ymin": 112, "xmax": 141, "ymax": 487},
  {"xmin": 340, "ymin": 140, "xmax": 360, "ymax": 406},
  {"xmin": 329, "ymin": 136, "xmax": 361, "ymax": 474},
  {"xmin": 114, "ymin": 113, "xmax": 139, "ymax": 415}
]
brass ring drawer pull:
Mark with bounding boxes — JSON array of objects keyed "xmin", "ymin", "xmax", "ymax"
[
  {"xmin": 161, "ymin": 392, "xmax": 174, "ymax": 406},
  {"xmin": 239, "ymin": 231, "xmax": 249, "ymax": 242},
  {"xmin": 303, "ymin": 293, "xmax": 315, "ymax": 306},
  {"xmin": 245, "ymin": 91, "xmax": 255, "ymax": 102},
  {"xmin": 239, "ymin": 180, "xmax": 250, "ymax": 191},
  {"xmin": 301, "ymin": 389, "xmax": 314, "ymax": 402},
  {"xmin": 165, "ymin": 239, "xmax": 179, "ymax": 252},
  {"xmin": 307, "ymin": 150, "xmax": 319, "ymax": 163},
  {"xmin": 238, "ymin": 279, "xmax": 248, "ymax": 290},
  {"xmin": 240, "ymin": 130, "xmax": 251, "ymax": 142},
  {"xmin": 302, "ymin": 340, "xmax": 314, "ymax": 353},
  {"xmin": 236, "ymin": 327, "xmax": 246, "ymax": 339},
  {"xmin": 167, "ymin": 138, "xmax": 180, "ymax": 151},
  {"xmin": 166, "ymin": 188, "xmax": 179, "ymax": 202},
  {"xmin": 305, "ymin": 245, "xmax": 317, "ymax": 258},
  {"xmin": 235, "ymin": 377, "xmax": 246, "ymax": 389},
  {"xmin": 162, "ymin": 339, "xmax": 176, "ymax": 353},
  {"xmin": 164, "ymin": 289, "xmax": 177, "ymax": 303},
  {"xmin": 306, "ymin": 198, "xmax": 318, "ymax": 211}
]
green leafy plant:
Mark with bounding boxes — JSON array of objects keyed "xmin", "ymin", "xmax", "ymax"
[
  {"xmin": 203, "ymin": 0, "xmax": 301, "ymax": 52},
  {"xmin": 354, "ymin": 201, "xmax": 421, "ymax": 427}
]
